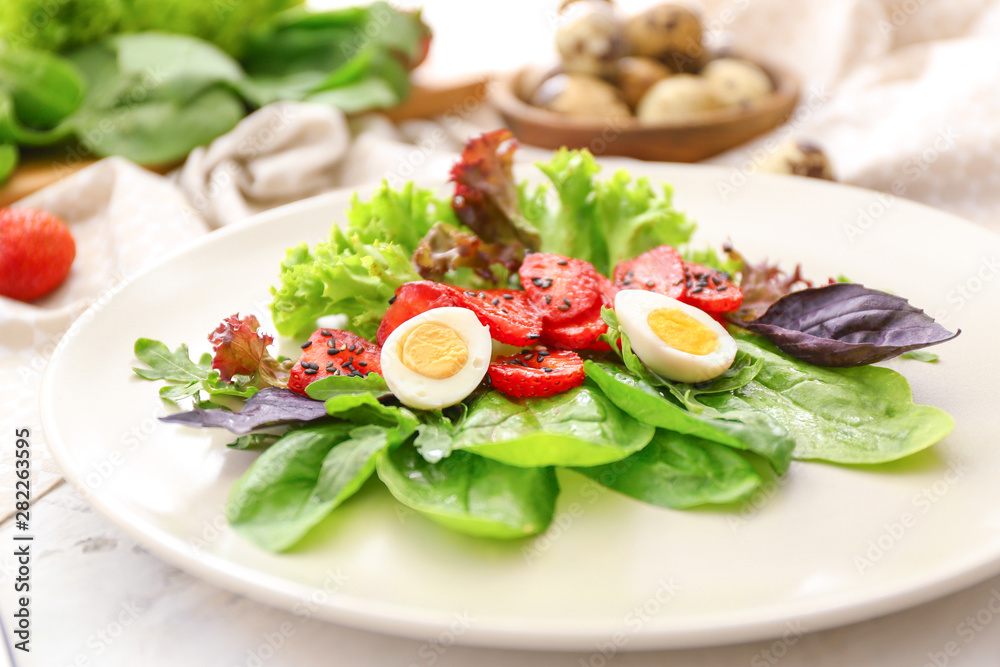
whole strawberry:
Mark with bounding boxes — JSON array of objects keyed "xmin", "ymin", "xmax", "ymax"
[{"xmin": 0, "ymin": 208, "xmax": 76, "ymax": 302}]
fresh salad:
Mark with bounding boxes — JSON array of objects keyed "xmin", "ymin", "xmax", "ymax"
[{"xmin": 133, "ymin": 130, "xmax": 959, "ymax": 552}]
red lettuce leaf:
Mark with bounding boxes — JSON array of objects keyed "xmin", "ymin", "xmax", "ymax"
[
  {"xmin": 731, "ymin": 283, "xmax": 959, "ymax": 367},
  {"xmin": 160, "ymin": 388, "xmax": 328, "ymax": 435},
  {"xmin": 725, "ymin": 244, "xmax": 813, "ymax": 321},
  {"xmin": 449, "ymin": 129, "xmax": 541, "ymax": 250},
  {"xmin": 412, "ymin": 221, "xmax": 523, "ymax": 283},
  {"xmin": 209, "ymin": 314, "xmax": 288, "ymax": 387}
]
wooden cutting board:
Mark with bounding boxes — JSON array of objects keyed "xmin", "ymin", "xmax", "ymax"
[{"xmin": 0, "ymin": 76, "xmax": 489, "ymax": 207}]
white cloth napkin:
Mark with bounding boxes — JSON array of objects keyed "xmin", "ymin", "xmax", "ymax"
[{"xmin": 6, "ymin": 0, "xmax": 1000, "ymax": 517}]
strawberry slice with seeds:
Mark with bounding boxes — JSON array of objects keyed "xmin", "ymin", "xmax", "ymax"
[
  {"xmin": 613, "ymin": 245, "xmax": 686, "ymax": 299},
  {"xmin": 486, "ymin": 349, "xmax": 585, "ymax": 398},
  {"xmin": 519, "ymin": 253, "xmax": 600, "ymax": 324},
  {"xmin": 376, "ymin": 281, "xmax": 461, "ymax": 347},
  {"xmin": 289, "ymin": 330, "xmax": 381, "ymax": 395},
  {"xmin": 680, "ymin": 262, "xmax": 743, "ymax": 313},
  {"xmin": 542, "ymin": 303, "xmax": 610, "ymax": 351},
  {"xmin": 454, "ymin": 288, "xmax": 543, "ymax": 346}
]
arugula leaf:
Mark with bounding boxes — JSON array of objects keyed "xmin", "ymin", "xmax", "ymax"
[
  {"xmin": 451, "ymin": 385, "xmax": 654, "ymax": 467},
  {"xmin": 227, "ymin": 423, "xmax": 393, "ymax": 551},
  {"xmin": 697, "ymin": 334, "xmax": 955, "ymax": 464},
  {"xmin": 133, "ymin": 337, "xmax": 258, "ymax": 404},
  {"xmin": 577, "ymin": 430, "xmax": 762, "ymax": 509},
  {"xmin": 376, "ymin": 443, "xmax": 559, "ymax": 539}
]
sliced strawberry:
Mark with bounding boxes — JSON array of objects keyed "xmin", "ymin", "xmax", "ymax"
[
  {"xmin": 376, "ymin": 281, "xmax": 461, "ymax": 347},
  {"xmin": 613, "ymin": 245, "xmax": 686, "ymax": 299},
  {"xmin": 542, "ymin": 303, "xmax": 610, "ymax": 351},
  {"xmin": 454, "ymin": 288, "xmax": 543, "ymax": 346},
  {"xmin": 487, "ymin": 350, "xmax": 585, "ymax": 398},
  {"xmin": 680, "ymin": 262, "xmax": 743, "ymax": 313},
  {"xmin": 596, "ymin": 273, "xmax": 618, "ymax": 307},
  {"xmin": 519, "ymin": 253, "xmax": 600, "ymax": 324},
  {"xmin": 289, "ymin": 330, "xmax": 381, "ymax": 395}
]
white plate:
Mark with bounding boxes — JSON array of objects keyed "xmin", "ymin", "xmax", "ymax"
[{"xmin": 42, "ymin": 163, "xmax": 1000, "ymax": 651}]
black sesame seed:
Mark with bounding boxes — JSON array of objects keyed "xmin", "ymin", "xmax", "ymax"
[
  {"xmin": 716, "ymin": 285, "xmax": 728, "ymax": 292},
  {"xmin": 536, "ymin": 350, "xmax": 550, "ymax": 359},
  {"xmin": 358, "ymin": 361, "xmax": 368, "ymax": 367},
  {"xmin": 691, "ymin": 287, "xmax": 704, "ymax": 294},
  {"xmin": 479, "ymin": 292, "xmax": 486, "ymax": 299},
  {"xmin": 301, "ymin": 341, "xmax": 312, "ymax": 349},
  {"xmin": 557, "ymin": 303, "xmax": 570, "ymax": 312},
  {"xmin": 544, "ymin": 295, "xmax": 552, "ymax": 305},
  {"xmin": 304, "ymin": 369, "xmax": 318, "ymax": 376},
  {"xmin": 501, "ymin": 308, "xmax": 508, "ymax": 314},
  {"xmin": 645, "ymin": 280, "xmax": 656, "ymax": 288},
  {"xmin": 622, "ymin": 277, "xmax": 632, "ymax": 285},
  {"xmin": 543, "ymin": 367, "xmax": 554, "ymax": 373},
  {"xmin": 523, "ymin": 352, "xmax": 535, "ymax": 361},
  {"xmin": 557, "ymin": 260, "xmax": 568, "ymax": 266},
  {"xmin": 502, "ymin": 294, "xmax": 514, "ymax": 300},
  {"xmin": 484, "ymin": 373, "xmax": 493, "ymax": 386},
  {"xmin": 320, "ymin": 330, "xmax": 332, "ymax": 337},
  {"xmin": 491, "ymin": 298, "xmax": 499, "ymax": 306},
  {"xmin": 711, "ymin": 276, "xmax": 721, "ymax": 286},
  {"xmin": 327, "ymin": 348, "xmax": 340, "ymax": 356},
  {"xmin": 388, "ymin": 295, "xmax": 397, "ymax": 305},
  {"xmin": 326, "ymin": 362, "xmax": 335, "ymax": 372},
  {"xmin": 349, "ymin": 344, "xmax": 356, "ymax": 352},
  {"xmin": 527, "ymin": 334, "xmax": 540, "ymax": 340},
  {"xmin": 562, "ymin": 297, "xmax": 571, "ymax": 306}
]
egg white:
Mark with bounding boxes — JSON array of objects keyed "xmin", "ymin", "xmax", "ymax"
[
  {"xmin": 380, "ymin": 307, "xmax": 492, "ymax": 410},
  {"xmin": 614, "ymin": 290, "xmax": 737, "ymax": 384}
]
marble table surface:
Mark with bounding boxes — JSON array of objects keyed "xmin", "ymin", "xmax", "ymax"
[{"xmin": 3, "ymin": 483, "xmax": 1000, "ymax": 667}]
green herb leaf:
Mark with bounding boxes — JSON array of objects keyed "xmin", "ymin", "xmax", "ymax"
[
  {"xmin": 901, "ymin": 350, "xmax": 939, "ymax": 363},
  {"xmin": 377, "ymin": 443, "xmax": 559, "ymax": 539},
  {"xmin": 451, "ymin": 385, "xmax": 655, "ymax": 467},
  {"xmin": 577, "ymin": 430, "xmax": 762, "ymax": 509}
]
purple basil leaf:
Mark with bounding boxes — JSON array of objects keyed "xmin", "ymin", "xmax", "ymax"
[
  {"xmin": 160, "ymin": 387, "xmax": 328, "ymax": 435},
  {"xmin": 731, "ymin": 283, "xmax": 959, "ymax": 367}
]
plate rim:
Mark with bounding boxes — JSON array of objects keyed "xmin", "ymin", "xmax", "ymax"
[{"xmin": 41, "ymin": 163, "xmax": 1000, "ymax": 651}]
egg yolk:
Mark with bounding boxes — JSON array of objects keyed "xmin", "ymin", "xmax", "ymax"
[
  {"xmin": 646, "ymin": 308, "xmax": 718, "ymax": 356},
  {"xmin": 399, "ymin": 322, "xmax": 469, "ymax": 379}
]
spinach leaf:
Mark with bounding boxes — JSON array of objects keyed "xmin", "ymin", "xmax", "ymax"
[
  {"xmin": 0, "ymin": 144, "xmax": 16, "ymax": 184},
  {"xmin": 0, "ymin": 45, "xmax": 85, "ymax": 131},
  {"xmin": 584, "ymin": 360, "xmax": 793, "ymax": 473},
  {"xmin": 577, "ymin": 430, "xmax": 762, "ymax": 509},
  {"xmin": 452, "ymin": 385, "xmax": 654, "ymax": 467},
  {"xmin": 697, "ymin": 334, "xmax": 955, "ymax": 463},
  {"xmin": 68, "ymin": 35, "xmax": 246, "ymax": 163},
  {"xmin": 376, "ymin": 443, "xmax": 558, "ymax": 539},
  {"xmin": 227, "ymin": 433, "xmax": 281, "ymax": 450},
  {"xmin": 305, "ymin": 373, "xmax": 391, "ymax": 401},
  {"xmin": 227, "ymin": 423, "xmax": 393, "ymax": 551}
]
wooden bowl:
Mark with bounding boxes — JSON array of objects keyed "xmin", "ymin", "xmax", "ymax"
[{"xmin": 492, "ymin": 63, "xmax": 800, "ymax": 162}]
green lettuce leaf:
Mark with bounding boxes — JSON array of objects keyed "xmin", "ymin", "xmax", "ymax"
[
  {"xmin": 521, "ymin": 149, "xmax": 695, "ymax": 275},
  {"xmin": 227, "ymin": 423, "xmax": 394, "ymax": 551},
  {"xmin": 577, "ymin": 430, "xmax": 762, "ymax": 509},
  {"xmin": 698, "ymin": 334, "xmax": 955, "ymax": 464},
  {"xmin": 451, "ymin": 385, "xmax": 654, "ymax": 467},
  {"xmin": 376, "ymin": 443, "xmax": 559, "ymax": 539},
  {"xmin": 270, "ymin": 182, "xmax": 454, "ymax": 338}
]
